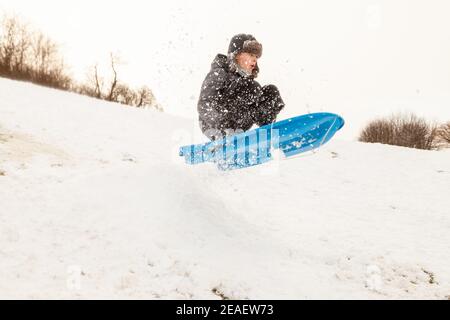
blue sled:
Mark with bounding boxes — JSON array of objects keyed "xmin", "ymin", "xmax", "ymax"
[{"xmin": 179, "ymin": 112, "xmax": 345, "ymax": 170}]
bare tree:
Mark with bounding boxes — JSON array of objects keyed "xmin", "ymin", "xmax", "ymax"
[
  {"xmin": 93, "ymin": 64, "xmax": 103, "ymax": 98},
  {"xmin": 13, "ymin": 21, "xmax": 31, "ymax": 76},
  {"xmin": 0, "ymin": 14, "xmax": 71, "ymax": 89},
  {"xmin": 77, "ymin": 64, "xmax": 104, "ymax": 98},
  {"xmin": 31, "ymin": 32, "xmax": 57, "ymax": 80},
  {"xmin": 0, "ymin": 15, "xmax": 31, "ymax": 76},
  {"xmin": 0, "ymin": 14, "xmax": 20, "ymax": 74},
  {"xmin": 106, "ymin": 53, "xmax": 119, "ymax": 101},
  {"xmin": 1, "ymin": 14, "xmax": 160, "ymax": 110}
]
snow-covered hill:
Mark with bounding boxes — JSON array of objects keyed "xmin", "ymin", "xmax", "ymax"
[{"xmin": 1, "ymin": 78, "xmax": 449, "ymax": 299}]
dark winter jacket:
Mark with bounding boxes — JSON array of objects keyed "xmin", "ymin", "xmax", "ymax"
[{"xmin": 197, "ymin": 54, "xmax": 284, "ymax": 140}]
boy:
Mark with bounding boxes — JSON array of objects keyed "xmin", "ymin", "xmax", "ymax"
[{"xmin": 198, "ymin": 34, "xmax": 285, "ymax": 140}]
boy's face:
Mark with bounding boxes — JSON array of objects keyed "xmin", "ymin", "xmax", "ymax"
[{"xmin": 236, "ymin": 52, "xmax": 258, "ymax": 74}]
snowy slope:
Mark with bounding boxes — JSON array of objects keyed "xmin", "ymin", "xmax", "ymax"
[{"xmin": 1, "ymin": 78, "xmax": 449, "ymax": 299}]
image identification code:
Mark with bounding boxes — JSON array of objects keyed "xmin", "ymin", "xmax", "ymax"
[{"xmin": 176, "ymin": 304, "xmax": 274, "ymax": 317}]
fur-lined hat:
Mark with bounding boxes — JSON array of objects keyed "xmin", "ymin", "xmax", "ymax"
[
  {"xmin": 228, "ymin": 34, "xmax": 263, "ymax": 58},
  {"xmin": 227, "ymin": 34, "xmax": 262, "ymax": 78}
]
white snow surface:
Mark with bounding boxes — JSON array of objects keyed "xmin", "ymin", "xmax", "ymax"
[{"xmin": 1, "ymin": 78, "xmax": 449, "ymax": 299}]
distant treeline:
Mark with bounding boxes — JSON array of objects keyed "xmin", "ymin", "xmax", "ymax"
[{"xmin": 0, "ymin": 14, "xmax": 162, "ymax": 110}]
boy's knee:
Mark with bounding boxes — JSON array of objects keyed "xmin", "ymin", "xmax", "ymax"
[
  {"xmin": 255, "ymin": 84, "xmax": 285, "ymax": 127},
  {"xmin": 261, "ymin": 84, "xmax": 284, "ymax": 109},
  {"xmin": 262, "ymin": 84, "xmax": 280, "ymax": 96}
]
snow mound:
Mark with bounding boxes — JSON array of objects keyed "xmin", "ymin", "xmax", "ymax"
[{"xmin": 1, "ymin": 78, "xmax": 449, "ymax": 299}]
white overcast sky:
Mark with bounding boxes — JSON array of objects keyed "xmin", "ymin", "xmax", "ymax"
[{"xmin": 1, "ymin": 0, "xmax": 450, "ymax": 121}]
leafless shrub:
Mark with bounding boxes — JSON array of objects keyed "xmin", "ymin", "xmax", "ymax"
[
  {"xmin": 435, "ymin": 122, "xmax": 450, "ymax": 149},
  {"xmin": 113, "ymin": 83, "xmax": 136, "ymax": 105},
  {"xmin": 135, "ymin": 86, "xmax": 156, "ymax": 108},
  {"xmin": 359, "ymin": 113, "xmax": 439, "ymax": 150}
]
